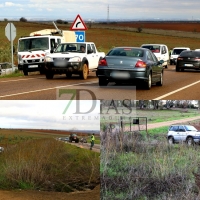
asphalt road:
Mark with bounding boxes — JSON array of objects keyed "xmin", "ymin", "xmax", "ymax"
[{"xmin": 0, "ymin": 65, "xmax": 200, "ymax": 100}]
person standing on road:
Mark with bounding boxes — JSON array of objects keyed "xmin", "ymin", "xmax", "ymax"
[{"xmin": 90, "ymin": 133, "xmax": 95, "ymax": 150}]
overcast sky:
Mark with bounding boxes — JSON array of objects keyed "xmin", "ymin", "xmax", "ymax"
[
  {"xmin": 0, "ymin": 100, "xmax": 100, "ymax": 131},
  {"xmin": 0, "ymin": 0, "xmax": 199, "ymax": 21}
]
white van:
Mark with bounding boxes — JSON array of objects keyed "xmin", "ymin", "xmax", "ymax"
[
  {"xmin": 141, "ymin": 44, "xmax": 169, "ymax": 68},
  {"xmin": 170, "ymin": 47, "xmax": 190, "ymax": 65}
]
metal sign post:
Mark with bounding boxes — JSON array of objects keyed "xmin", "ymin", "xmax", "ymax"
[{"xmin": 5, "ymin": 23, "xmax": 16, "ymax": 72}]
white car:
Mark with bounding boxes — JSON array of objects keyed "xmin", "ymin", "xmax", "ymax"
[
  {"xmin": 0, "ymin": 147, "xmax": 4, "ymax": 152},
  {"xmin": 141, "ymin": 44, "xmax": 169, "ymax": 68},
  {"xmin": 167, "ymin": 124, "xmax": 200, "ymax": 145},
  {"xmin": 170, "ymin": 47, "xmax": 190, "ymax": 65}
]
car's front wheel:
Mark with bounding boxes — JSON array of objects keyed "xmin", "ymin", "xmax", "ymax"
[
  {"xmin": 176, "ymin": 65, "xmax": 180, "ymax": 72},
  {"xmin": 46, "ymin": 71, "xmax": 54, "ymax": 79},
  {"xmin": 80, "ymin": 63, "xmax": 88, "ymax": 79},
  {"xmin": 156, "ymin": 72, "xmax": 163, "ymax": 86},
  {"xmin": 186, "ymin": 137, "xmax": 194, "ymax": 146},
  {"xmin": 168, "ymin": 136, "xmax": 174, "ymax": 145},
  {"xmin": 23, "ymin": 70, "xmax": 28, "ymax": 76}
]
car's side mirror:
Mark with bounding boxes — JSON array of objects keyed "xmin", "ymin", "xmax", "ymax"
[
  {"xmin": 50, "ymin": 49, "xmax": 54, "ymax": 53},
  {"xmin": 158, "ymin": 59, "xmax": 164, "ymax": 65}
]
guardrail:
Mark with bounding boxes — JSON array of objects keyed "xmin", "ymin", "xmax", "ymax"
[{"xmin": 0, "ymin": 62, "xmax": 17, "ymax": 76}]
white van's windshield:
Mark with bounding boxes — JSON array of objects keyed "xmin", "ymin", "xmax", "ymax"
[
  {"xmin": 18, "ymin": 37, "xmax": 49, "ymax": 52},
  {"xmin": 172, "ymin": 49, "xmax": 187, "ymax": 55}
]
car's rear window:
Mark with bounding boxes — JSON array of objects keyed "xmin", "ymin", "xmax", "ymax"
[
  {"xmin": 107, "ymin": 48, "xmax": 144, "ymax": 57},
  {"xmin": 172, "ymin": 49, "xmax": 187, "ymax": 55},
  {"xmin": 184, "ymin": 125, "xmax": 197, "ymax": 131},
  {"xmin": 180, "ymin": 51, "xmax": 200, "ymax": 57},
  {"xmin": 142, "ymin": 45, "xmax": 160, "ymax": 53}
]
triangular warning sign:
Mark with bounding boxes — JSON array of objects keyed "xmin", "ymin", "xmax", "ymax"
[{"xmin": 70, "ymin": 14, "xmax": 88, "ymax": 30}]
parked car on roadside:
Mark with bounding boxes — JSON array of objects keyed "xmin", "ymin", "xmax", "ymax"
[
  {"xmin": 176, "ymin": 50, "xmax": 200, "ymax": 72},
  {"xmin": 96, "ymin": 47, "xmax": 164, "ymax": 90},
  {"xmin": 0, "ymin": 62, "xmax": 18, "ymax": 76},
  {"xmin": 141, "ymin": 44, "xmax": 169, "ymax": 68},
  {"xmin": 0, "ymin": 147, "xmax": 4, "ymax": 152},
  {"xmin": 64, "ymin": 137, "xmax": 69, "ymax": 142},
  {"xmin": 80, "ymin": 137, "xmax": 87, "ymax": 143},
  {"xmin": 69, "ymin": 133, "xmax": 79, "ymax": 143},
  {"xmin": 167, "ymin": 124, "xmax": 200, "ymax": 145},
  {"xmin": 170, "ymin": 47, "xmax": 190, "ymax": 65}
]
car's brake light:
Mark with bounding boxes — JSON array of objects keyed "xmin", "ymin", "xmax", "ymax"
[
  {"xmin": 98, "ymin": 58, "xmax": 107, "ymax": 66},
  {"xmin": 135, "ymin": 60, "xmax": 147, "ymax": 68},
  {"xmin": 194, "ymin": 57, "xmax": 200, "ymax": 61},
  {"xmin": 177, "ymin": 57, "xmax": 183, "ymax": 60}
]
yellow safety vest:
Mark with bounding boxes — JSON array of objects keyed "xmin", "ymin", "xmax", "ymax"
[{"xmin": 91, "ymin": 135, "xmax": 95, "ymax": 141}]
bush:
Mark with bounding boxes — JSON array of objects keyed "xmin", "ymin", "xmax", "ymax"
[
  {"xmin": 101, "ymin": 130, "xmax": 200, "ymax": 199},
  {"xmin": 56, "ymin": 19, "xmax": 63, "ymax": 24},
  {"xmin": 19, "ymin": 17, "xmax": 27, "ymax": 22}
]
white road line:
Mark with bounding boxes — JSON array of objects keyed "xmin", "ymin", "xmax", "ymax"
[
  {"xmin": 0, "ymin": 81, "xmax": 97, "ymax": 98},
  {"xmin": 154, "ymin": 80, "xmax": 200, "ymax": 100},
  {"xmin": 0, "ymin": 78, "xmax": 37, "ymax": 83}
]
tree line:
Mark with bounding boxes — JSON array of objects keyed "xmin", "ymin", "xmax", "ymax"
[
  {"xmin": 101, "ymin": 100, "xmax": 199, "ymax": 110},
  {"xmin": 4, "ymin": 17, "xmax": 68, "ymax": 24}
]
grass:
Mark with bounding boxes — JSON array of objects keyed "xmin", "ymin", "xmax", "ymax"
[
  {"xmin": 0, "ymin": 137, "xmax": 100, "ymax": 192},
  {"xmin": 101, "ymin": 108, "xmax": 200, "ymax": 124},
  {"xmin": 100, "ymin": 110, "xmax": 200, "ymax": 199},
  {"xmin": 0, "ymin": 70, "xmax": 24, "ymax": 78},
  {"xmin": 100, "ymin": 130, "xmax": 200, "ymax": 199},
  {"xmin": 0, "ymin": 129, "xmax": 100, "ymax": 192}
]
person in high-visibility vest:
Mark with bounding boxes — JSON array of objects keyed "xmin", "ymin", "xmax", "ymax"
[{"xmin": 90, "ymin": 133, "xmax": 95, "ymax": 150}]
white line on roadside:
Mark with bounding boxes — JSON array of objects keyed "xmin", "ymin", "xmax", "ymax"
[
  {"xmin": 0, "ymin": 78, "xmax": 37, "ymax": 83},
  {"xmin": 154, "ymin": 80, "xmax": 200, "ymax": 100},
  {"xmin": 0, "ymin": 81, "xmax": 97, "ymax": 98}
]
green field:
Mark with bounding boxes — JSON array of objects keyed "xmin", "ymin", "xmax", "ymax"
[{"xmin": 101, "ymin": 107, "xmax": 200, "ymax": 124}]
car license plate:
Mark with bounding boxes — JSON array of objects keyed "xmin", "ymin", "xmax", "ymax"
[
  {"xmin": 110, "ymin": 71, "xmax": 130, "ymax": 78},
  {"xmin": 184, "ymin": 64, "xmax": 193, "ymax": 67},
  {"xmin": 28, "ymin": 65, "xmax": 38, "ymax": 68},
  {"xmin": 54, "ymin": 60, "xmax": 67, "ymax": 67}
]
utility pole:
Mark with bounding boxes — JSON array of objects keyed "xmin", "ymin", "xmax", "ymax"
[{"xmin": 107, "ymin": 5, "xmax": 109, "ymax": 24}]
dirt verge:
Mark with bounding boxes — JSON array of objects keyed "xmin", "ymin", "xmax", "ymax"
[{"xmin": 0, "ymin": 185, "xmax": 100, "ymax": 200}]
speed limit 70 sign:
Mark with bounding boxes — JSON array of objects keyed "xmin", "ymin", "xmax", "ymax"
[{"xmin": 75, "ymin": 31, "xmax": 85, "ymax": 42}]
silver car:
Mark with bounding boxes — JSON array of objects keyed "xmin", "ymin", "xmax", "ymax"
[
  {"xmin": 167, "ymin": 124, "xmax": 200, "ymax": 145},
  {"xmin": 96, "ymin": 47, "xmax": 164, "ymax": 90}
]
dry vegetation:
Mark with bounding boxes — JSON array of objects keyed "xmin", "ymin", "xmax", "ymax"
[
  {"xmin": 100, "ymin": 109, "xmax": 200, "ymax": 199},
  {"xmin": 0, "ymin": 128, "xmax": 100, "ymax": 193}
]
